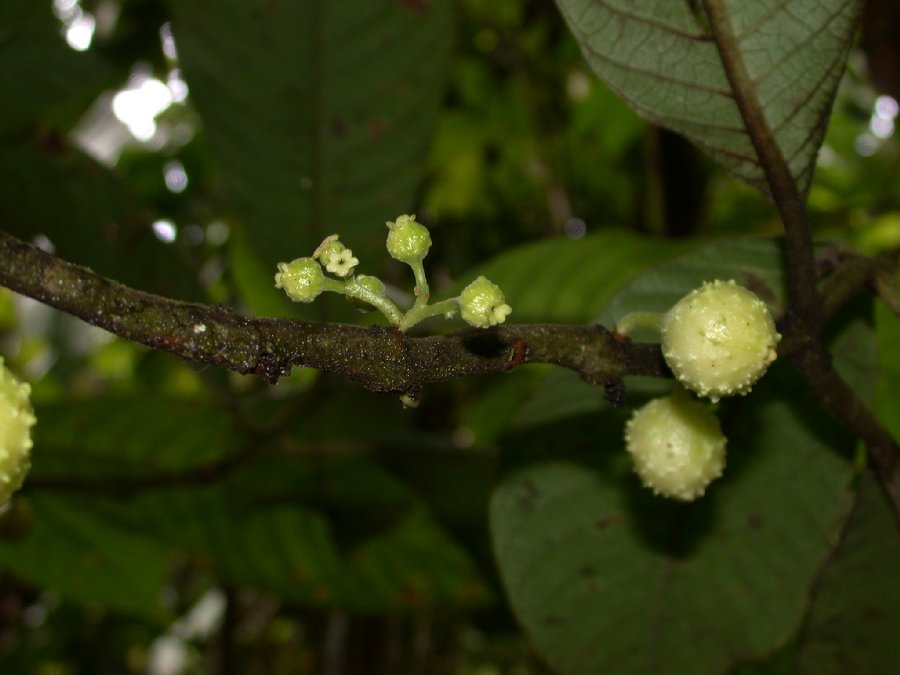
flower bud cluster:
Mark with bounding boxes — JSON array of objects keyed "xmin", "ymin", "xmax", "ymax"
[{"xmin": 274, "ymin": 215, "xmax": 510, "ymax": 332}]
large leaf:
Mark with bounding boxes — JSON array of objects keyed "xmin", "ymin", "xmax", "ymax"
[
  {"xmin": 555, "ymin": 0, "xmax": 862, "ymax": 197},
  {"xmin": 168, "ymin": 0, "xmax": 454, "ymax": 270},
  {"xmin": 491, "ymin": 381, "xmax": 857, "ymax": 675},
  {"xmin": 490, "ymin": 237, "xmax": 885, "ymax": 674}
]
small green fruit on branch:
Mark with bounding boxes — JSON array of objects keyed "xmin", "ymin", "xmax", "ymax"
[
  {"xmin": 274, "ymin": 215, "xmax": 512, "ymax": 333},
  {"xmin": 617, "ymin": 280, "xmax": 781, "ymax": 401},
  {"xmin": 618, "ymin": 280, "xmax": 779, "ymax": 501},
  {"xmin": 625, "ymin": 390, "xmax": 726, "ymax": 501},
  {"xmin": 662, "ymin": 280, "xmax": 781, "ymax": 401},
  {"xmin": 0, "ymin": 357, "xmax": 35, "ymax": 505}
]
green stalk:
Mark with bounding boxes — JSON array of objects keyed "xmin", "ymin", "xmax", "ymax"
[{"xmin": 399, "ymin": 298, "xmax": 459, "ymax": 332}]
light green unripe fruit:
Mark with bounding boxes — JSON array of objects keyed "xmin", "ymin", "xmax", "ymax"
[
  {"xmin": 274, "ymin": 257, "xmax": 325, "ymax": 303},
  {"xmin": 661, "ymin": 279, "xmax": 780, "ymax": 401},
  {"xmin": 625, "ymin": 393, "xmax": 726, "ymax": 501},
  {"xmin": 459, "ymin": 276, "xmax": 512, "ymax": 328},
  {"xmin": 0, "ymin": 358, "xmax": 35, "ymax": 505},
  {"xmin": 386, "ymin": 214, "xmax": 432, "ymax": 264}
]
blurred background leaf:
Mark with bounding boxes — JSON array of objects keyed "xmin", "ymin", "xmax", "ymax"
[{"xmin": 168, "ymin": 0, "xmax": 455, "ymax": 294}]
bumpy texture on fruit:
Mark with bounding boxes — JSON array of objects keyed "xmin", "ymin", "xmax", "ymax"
[
  {"xmin": 274, "ymin": 257, "xmax": 325, "ymax": 302},
  {"xmin": 625, "ymin": 393, "xmax": 726, "ymax": 501},
  {"xmin": 386, "ymin": 214, "xmax": 432, "ymax": 264},
  {"xmin": 0, "ymin": 358, "xmax": 36, "ymax": 505},
  {"xmin": 459, "ymin": 276, "xmax": 512, "ymax": 328},
  {"xmin": 661, "ymin": 279, "xmax": 780, "ymax": 401}
]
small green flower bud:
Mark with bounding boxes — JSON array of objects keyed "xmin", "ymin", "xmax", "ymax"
[
  {"xmin": 313, "ymin": 234, "xmax": 358, "ymax": 278},
  {"xmin": 459, "ymin": 276, "xmax": 512, "ymax": 328},
  {"xmin": 274, "ymin": 257, "xmax": 325, "ymax": 303},
  {"xmin": 625, "ymin": 392, "xmax": 726, "ymax": 501},
  {"xmin": 346, "ymin": 275, "xmax": 386, "ymax": 312},
  {"xmin": 386, "ymin": 214, "xmax": 432, "ymax": 264},
  {"xmin": 661, "ymin": 280, "xmax": 781, "ymax": 401},
  {"xmin": 0, "ymin": 357, "xmax": 36, "ymax": 505}
]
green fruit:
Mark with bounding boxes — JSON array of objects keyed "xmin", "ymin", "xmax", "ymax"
[
  {"xmin": 274, "ymin": 257, "xmax": 325, "ymax": 303},
  {"xmin": 0, "ymin": 357, "xmax": 35, "ymax": 505},
  {"xmin": 625, "ymin": 392, "xmax": 726, "ymax": 501},
  {"xmin": 385, "ymin": 214, "xmax": 432, "ymax": 264},
  {"xmin": 459, "ymin": 276, "xmax": 512, "ymax": 328},
  {"xmin": 661, "ymin": 280, "xmax": 780, "ymax": 401}
]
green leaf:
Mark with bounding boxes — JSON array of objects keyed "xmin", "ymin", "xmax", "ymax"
[
  {"xmin": 62, "ymin": 454, "xmax": 488, "ymax": 612},
  {"xmin": 555, "ymin": 0, "xmax": 861, "ymax": 197},
  {"xmin": 875, "ymin": 299, "xmax": 900, "ymax": 441},
  {"xmin": 0, "ymin": 495, "xmax": 167, "ymax": 618},
  {"xmin": 168, "ymin": 0, "xmax": 454, "ymax": 269},
  {"xmin": 795, "ymin": 474, "xmax": 900, "ymax": 675},
  {"xmin": 490, "ymin": 383, "xmax": 856, "ymax": 675},
  {"xmin": 0, "ymin": 142, "xmax": 202, "ymax": 299},
  {"xmin": 464, "ymin": 230, "xmax": 689, "ymax": 323},
  {"xmin": 31, "ymin": 395, "xmax": 240, "ymax": 481},
  {"xmin": 490, "ymin": 237, "xmax": 885, "ymax": 674},
  {"xmin": 0, "ymin": 1, "xmax": 108, "ymax": 135}
]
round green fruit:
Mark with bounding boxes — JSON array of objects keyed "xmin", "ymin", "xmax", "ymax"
[
  {"xmin": 459, "ymin": 276, "xmax": 512, "ymax": 328},
  {"xmin": 0, "ymin": 358, "xmax": 36, "ymax": 505},
  {"xmin": 625, "ymin": 392, "xmax": 726, "ymax": 501},
  {"xmin": 385, "ymin": 214, "xmax": 432, "ymax": 264},
  {"xmin": 274, "ymin": 257, "xmax": 325, "ymax": 303},
  {"xmin": 661, "ymin": 279, "xmax": 780, "ymax": 401}
]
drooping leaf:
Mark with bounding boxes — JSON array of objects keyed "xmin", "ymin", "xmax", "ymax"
[
  {"xmin": 168, "ymin": 0, "xmax": 454, "ymax": 270},
  {"xmin": 555, "ymin": 0, "xmax": 862, "ymax": 197}
]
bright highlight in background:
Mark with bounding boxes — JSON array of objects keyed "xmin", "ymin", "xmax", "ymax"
[
  {"xmin": 112, "ymin": 75, "xmax": 174, "ymax": 141},
  {"xmin": 152, "ymin": 219, "xmax": 178, "ymax": 244},
  {"xmin": 54, "ymin": 0, "xmax": 96, "ymax": 51}
]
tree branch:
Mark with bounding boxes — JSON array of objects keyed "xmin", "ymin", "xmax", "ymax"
[
  {"xmin": 791, "ymin": 345, "xmax": 900, "ymax": 521},
  {"xmin": 702, "ymin": 0, "xmax": 823, "ymax": 331},
  {"xmin": 0, "ymin": 230, "xmax": 665, "ymax": 394}
]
